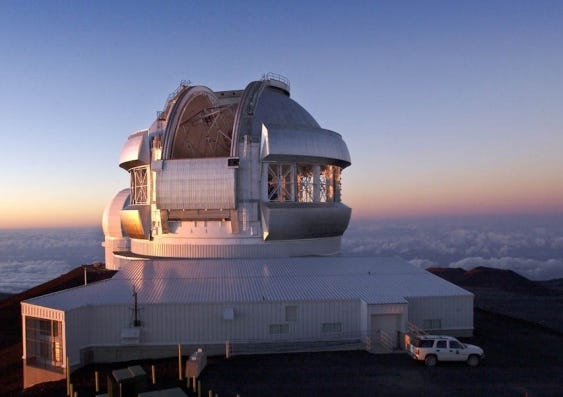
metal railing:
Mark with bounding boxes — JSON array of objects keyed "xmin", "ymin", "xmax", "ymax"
[
  {"xmin": 227, "ymin": 332, "xmax": 367, "ymax": 357},
  {"xmin": 261, "ymin": 72, "xmax": 290, "ymax": 89},
  {"xmin": 158, "ymin": 80, "xmax": 191, "ymax": 121},
  {"xmin": 224, "ymin": 329, "xmax": 406, "ymax": 357},
  {"xmin": 407, "ymin": 322, "xmax": 427, "ymax": 336}
]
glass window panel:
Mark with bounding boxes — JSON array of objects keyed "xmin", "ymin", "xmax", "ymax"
[
  {"xmin": 267, "ymin": 163, "xmax": 295, "ymax": 202},
  {"xmin": 319, "ymin": 165, "xmax": 335, "ymax": 202},
  {"xmin": 297, "ymin": 164, "xmax": 314, "ymax": 203},
  {"xmin": 130, "ymin": 167, "xmax": 149, "ymax": 205},
  {"xmin": 25, "ymin": 317, "xmax": 64, "ymax": 370},
  {"xmin": 280, "ymin": 164, "xmax": 294, "ymax": 201},
  {"xmin": 333, "ymin": 166, "xmax": 342, "ymax": 202}
]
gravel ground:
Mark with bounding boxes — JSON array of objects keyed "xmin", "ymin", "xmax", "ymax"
[{"xmin": 470, "ymin": 287, "xmax": 563, "ymax": 333}]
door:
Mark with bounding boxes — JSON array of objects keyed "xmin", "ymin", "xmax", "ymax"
[
  {"xmin": 370, "ymin": 314, "xmax": 400, "ymax": 349},
  {"xmin": 442, "ymin": 340, "xmax": 468, "ymax": 361},
  {"xmin": 434, "ymin": 340, "xmax": 449, "ymax": 360}
]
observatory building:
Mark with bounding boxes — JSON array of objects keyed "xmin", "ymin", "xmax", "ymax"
[
  {"xmin": 103, "ymin": 74, "xmax": 351, "ymax": 265},
  {"xmin": 21, "ymin": 75, "xmax": 474, "ymax": 388}
]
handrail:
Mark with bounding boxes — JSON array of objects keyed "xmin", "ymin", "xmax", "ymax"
[
  {"xmin": 377, "ymin": 329, "xmax": 394, "ymax": 351},
  {"xmin": 407, "ymin": 321, "xmax": 426, "ymax": 335},
  {"xmin": 227, "ymin": 330, "xmax": 368, "ymax": 356},
  {"xmin": 158, "ymin": 80, "xmax": 191, "ymax": 121},
  {"xmin": 261, "ymin": 72, "xmax": 290, "ymax": 89}
]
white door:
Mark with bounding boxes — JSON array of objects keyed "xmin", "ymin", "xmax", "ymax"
[
  {"xmin": 434, "ymin": 339, "xmax": 449, "ymax": 360},
  {"xmin": 443, "ymin": 340, "xmax": 469, "ymax": 361},
  {"xmin": 370, "ymin": 314, "xmax": 399, "ymax": 348}
]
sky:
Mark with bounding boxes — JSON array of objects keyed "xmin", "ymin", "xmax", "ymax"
[{"xmin": 1, "ymin": 1, "xmax": 563, "ymax": 228}]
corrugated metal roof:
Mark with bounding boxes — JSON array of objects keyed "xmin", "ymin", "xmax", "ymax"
[{"xmin": 25, "ymin": 257, "xmax": 471, "ymax": 311}]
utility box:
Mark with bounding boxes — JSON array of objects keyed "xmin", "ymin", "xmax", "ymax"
[
  {"xmin": 108, "ymin": 366, "xmax": 148, "ymax": 397},
  {"xmin": 108, "ymin": 369, "xmax": 133, "ymax": 397},
  {"xmin": 185, "ymin": 348, "xmax": 207, "ymax": 378},
  {"xmin": 128, "ymin": 365, "xmax": 148, "ymax": 392}
]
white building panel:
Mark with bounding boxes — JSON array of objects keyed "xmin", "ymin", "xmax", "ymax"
[
  {"xmin": 261, "ymin": 124, "xmax": 351, "ymax": 167},
  {"xmin": 119, "ymin": 130, "xmax": 150, "ymax": 170},
  {"xmin": 102, "ymin": 189, "xmax": 130, "ymax": 238},
  {"xmin": 406, "ymin": 295, "xmax": 474, "ymax": 335},
  {"xmin": 128, "ymin": 235, "xmax": 344, "ymax": 259},
  {"xmin": 21, "ymin": 302, "xmax": 64, "ymax": 321},
  {"xmin": 156, "ymin": 158, "xmax": 236, "ymax": 210}
]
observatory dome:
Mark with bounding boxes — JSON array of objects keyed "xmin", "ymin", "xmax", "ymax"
[{"xmin": 103, "ymin": 74, "xmax": 351, "ymax": 268}]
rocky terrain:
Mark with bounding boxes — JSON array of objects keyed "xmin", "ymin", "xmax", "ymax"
[{"xmin": 428, "ymin": 266, "xmax": 563, "ymax": 333}]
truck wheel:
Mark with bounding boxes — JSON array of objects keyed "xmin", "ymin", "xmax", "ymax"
[
  {"xmin": 467, "ymin": 355, "xmax": 480, "ymax": 367},
  {"xmin": 424, "ymin": 355, "xmax": 437, "ymax": 367}
]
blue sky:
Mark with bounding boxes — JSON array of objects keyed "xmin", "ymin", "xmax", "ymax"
[{"xmin": 1, "ymin": 1, "xmax": 563, "ymax": 228}]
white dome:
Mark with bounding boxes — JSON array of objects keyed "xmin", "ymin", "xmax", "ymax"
[{"xmin": 104, "ymin": 75, "xmax": 352, "ymax": 265}]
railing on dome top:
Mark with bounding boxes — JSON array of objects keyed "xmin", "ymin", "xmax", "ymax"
[
  {"xmin": 157, "ymin": 80, "xmax": 191, "ymax": 121},
  {"xmin": 261, "ymin": 72, "xmax": 290, "ymax": 89}
]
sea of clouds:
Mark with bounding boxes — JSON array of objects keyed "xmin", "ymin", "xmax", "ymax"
[
  {"xmin": 0, "ymin": 227, "xmax": 104, "ymax": 293},
  {"xmin": 1, "ymin": 215, "xmax": 562, "ymax": 294},
  {"xmin": 342, "ymin": 214, "xmax": 563, "ymax": 281}
]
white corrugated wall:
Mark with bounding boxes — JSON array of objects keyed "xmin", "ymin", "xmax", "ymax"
[
  {"xmin": 132, "ymin": 299, "xmax": 363, "ymax": 343},
  {"xmin": 406, "ymin": 295, "xmax": 474, "ymax": 334},
  {"xmin": 129, "ymin": 235, "xmax": 343, "ymax": 258},
  {"xmin": 65, "ymin": 304, "xmax": 134, "ymax": 366},
  {"xmin": 64, "ymin": 298, "xmax": 364, "ymax": 360}
]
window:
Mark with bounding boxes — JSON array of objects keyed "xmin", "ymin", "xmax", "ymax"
[
  {"xmin": 285, "ymin": 306, "xmax": 297, "ymax": 322},
  {"xmin": 265, "ymin": 163, "xmax": 342, "ymax": 203},
  {"xmin": 436, "ymin": 340, "xmax": 447, "ymax": 349},
  {"xmin": 296, "ymin": 165, "xmax": 314, "ymax": 203},
  {"xmin": 319, "ymin": 165, "xmax": 331, "ymax": 202},
  {"xmin": 269, "ymin": 324, "xmax": 289, "ymax": 334},
  {"xmin": 420, "ymin": 340, "xmax": 434, "ymax": 348},
  {"xmin": 449, "ymin": 341, "xmax": 463, "ymax": 349},
  {"xmin": 267, "ymin": 164, "xmax": 294, "ymax": 202},
  {"xmin": 130, "ymin": 167, "xmax": 149, "ymax": 204},
  {"xmin": 25, "ymin": 317, "xmax": 63, "ymax": 371},
  {"xmin": 319, "ymin": 165, "xmax": 342, "ymax": 203},
  {"xmin": 423, "ymin": 319, "xmax": 442, "ymax": 330},
  {"xmin": 321, "ymin": 322, "xmax": 342, "ymax": 333}
]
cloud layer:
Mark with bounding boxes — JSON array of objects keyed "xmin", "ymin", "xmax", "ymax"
[
  {"xmin": 342, "ymin": 214, "xmax": 563, "ymax": 280},
  {"xmin": 1, "ymin": 215, "xmax": 562, "ymax": 293},
  {"xmin": 0, "ymin": 227, "xmax": 104, "ymax": 293}
]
